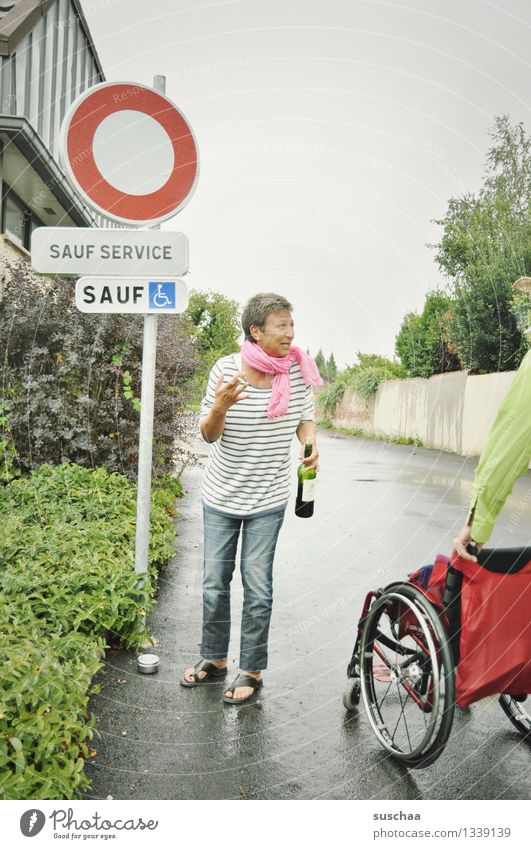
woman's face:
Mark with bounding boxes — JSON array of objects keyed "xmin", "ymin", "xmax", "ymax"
[{"xmin": 251, "ymin": 309, "xmax": 295, "ymax": 357}]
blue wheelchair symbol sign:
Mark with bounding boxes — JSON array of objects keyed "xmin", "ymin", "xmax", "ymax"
[{"xmin": 149, "ymin": 281, "xmax": 176, "ymax": 309}]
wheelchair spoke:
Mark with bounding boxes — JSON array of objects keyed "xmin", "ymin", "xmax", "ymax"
[
  {"xmin": 377, "ymin": 679, "xmax": 393, "ymax": 710},
  {"xmin": 392, "ymin": 681, "xmax": 413, "ymax": 750}
]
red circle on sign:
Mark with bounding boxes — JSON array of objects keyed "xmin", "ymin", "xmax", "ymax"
[{"xmin": 60, "ymin": 82, "xmax": 199, "ymax": 226}]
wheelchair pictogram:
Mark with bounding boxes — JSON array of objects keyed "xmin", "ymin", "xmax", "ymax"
[{"xmin": 149, "ymin": 281, "xmax": 176, "ymax": 309}]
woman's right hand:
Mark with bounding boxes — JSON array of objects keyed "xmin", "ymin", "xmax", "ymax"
[
  {"xmin": 453, "ymin": 524, "xmax": 482, "ymax": 561},
  {"xmin": 214, "ymin": 372, "xmax": 248, "ymax": 411}
]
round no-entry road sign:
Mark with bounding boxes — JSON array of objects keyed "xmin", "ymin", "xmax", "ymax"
[{"xmin": 59, "ymin": 82, "xmax": 199, "ymax": 227}]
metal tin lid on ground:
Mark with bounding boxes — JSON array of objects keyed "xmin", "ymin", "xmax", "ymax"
[{"xmin": 137, "ymin": 653, "xmax": 160, "ymax": 674}]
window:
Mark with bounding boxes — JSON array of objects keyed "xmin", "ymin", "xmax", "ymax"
[
  {"xmin": 1, "ymin": 185, "xmax": 43, "ymax": 251},
  {"xmin": 4, "ymin": 191, "xmax": 27, "ymax": 245}
]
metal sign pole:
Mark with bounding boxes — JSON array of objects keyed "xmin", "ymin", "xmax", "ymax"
[
  {"xmin": 134, "ymin": 312, "xmax": 158, "ymax": 580},
  {"xmin": 49, "ymin": 75, "xmax": 197, "ymax": 675},
  {"xmin": 134, "ymin": 74, "xmax": 166, "ymax": 673}
]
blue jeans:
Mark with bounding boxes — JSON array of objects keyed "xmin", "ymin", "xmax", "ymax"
[{"xmin": 200, "ymin": 505, "xmax": 285, "ymax": 671}]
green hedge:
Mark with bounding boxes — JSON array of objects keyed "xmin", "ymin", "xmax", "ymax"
[{"xmin": 0, "ymin": 464, "xmax": 179, "ymax": 800}]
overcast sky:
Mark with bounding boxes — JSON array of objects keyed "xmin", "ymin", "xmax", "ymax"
[{"xmin": 83, "ymin": 0, "xmax": 530, "ymax": 366}]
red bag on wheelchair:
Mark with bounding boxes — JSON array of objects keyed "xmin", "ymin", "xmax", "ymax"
[{"xmin": 451, "ymin": 549, "xmax": 531, "ymax": 707}]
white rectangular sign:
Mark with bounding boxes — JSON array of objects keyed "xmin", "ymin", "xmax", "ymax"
[
  {"xmin": 75, "ymin": 278, "xmax": 189, "ymax": 314},
  {"xmin": 31, "ymin": 228, "xmax": 189, "ymax": 276}
]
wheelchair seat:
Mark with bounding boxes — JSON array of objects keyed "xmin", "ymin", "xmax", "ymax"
[{"xmin": 477, "ymin": 546, "xmax": 531, "ymax": 574}]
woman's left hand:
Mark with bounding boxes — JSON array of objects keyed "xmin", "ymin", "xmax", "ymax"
[
  {"xmin": 453, "ymin": 524, "xmax": 482, "ymax": 561},
  {"xmin": 299, "ymin": 443, "xmax": 319, "ymax": 471}
]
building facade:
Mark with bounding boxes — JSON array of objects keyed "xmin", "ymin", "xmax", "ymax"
[{"xmin": 0, "ymin": 0, "xmax": 108, "ymax": 267}]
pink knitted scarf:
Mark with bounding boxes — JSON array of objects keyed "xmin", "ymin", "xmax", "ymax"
[{"xmin": 241, "ymin": 339, "xmax": 323, "ymax": 419}]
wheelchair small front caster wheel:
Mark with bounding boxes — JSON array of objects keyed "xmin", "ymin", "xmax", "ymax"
[{"xmin": 343, "ymin": 678, "xmax": 361, "ymax": 710}]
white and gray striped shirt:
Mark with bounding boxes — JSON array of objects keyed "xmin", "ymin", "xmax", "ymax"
[{"xmin": 200, "ymin": 353, "xmax": 315, "ymax": 517}]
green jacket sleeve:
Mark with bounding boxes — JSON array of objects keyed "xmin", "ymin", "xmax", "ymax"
[{"xmin": 468, "ymin": 350, "xmax": 531, "ymax": 544}]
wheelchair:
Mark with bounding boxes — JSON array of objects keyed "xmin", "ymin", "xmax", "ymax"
[{"xmin": 343, "ymin": 545, "xmax": 531, "ymax": 768}]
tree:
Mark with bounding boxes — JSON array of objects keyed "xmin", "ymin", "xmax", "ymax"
[
  {"xmin": 314, "ymin": 348, "xmax": 326, "ymax": 379},
  {"xmin": 184, "ymin": 290, "xmax": 240, "ymax": 361},
  {"xmin": 326, "ymin": 353, "xmax": 337, "ymax": 382},
  {"xmin": 395, "ymin": 291, "xmax": 460, "ymax": 377},
  {"xmin": 183, "ymin": 290, "xmax": 241, "ymax": 392},
  {"xmin": 432, "ymin": 116, "xmax": 531, "ymax": 373},
  {"xmin": 312, "ymin": 349, "xmax": 337, "ymax": 382}
]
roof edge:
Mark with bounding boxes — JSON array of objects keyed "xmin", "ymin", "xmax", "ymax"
[
  {"xmin": 0, "ymin": 0, "xmax": 105, "ymax": 80},
  {"xmin": 0, "ymin": 1, "xmax": 54, "ymax": 53},
  {"xmin": 0, "ymin": 114, "xmax": 95, "ymax": 227},
  {"xmin": 71, "ymin": 0, "xmax": 105, "ymax": 80}
]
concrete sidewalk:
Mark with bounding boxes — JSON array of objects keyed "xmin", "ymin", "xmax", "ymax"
[{"xmin": 84, "ymin": 433, "xmax": 531, "ymax": 800}]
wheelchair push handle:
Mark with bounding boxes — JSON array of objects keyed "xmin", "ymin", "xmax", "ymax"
[
  {"xmin": 466, "ymin": 540, "xmax": 479, "ymax": 558},
  {"xmin": 444, "ymin": 539, "xmax": 478, "ymax": 607}
]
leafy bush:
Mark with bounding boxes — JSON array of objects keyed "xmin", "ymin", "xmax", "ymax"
[
  {"xmin": 353, "ymin": 353, "xmax": 407, "ymax": 379},
  {"xmin": 317, "ymin": 353, "xmax": 406, "ymax": 414},
  {"xmin": 0, "ymin": 620, "xmax": 104, "ymax": 799},
  {"xmin": 349, "ymin": 366, "xmax": 392, "ymax": 399},
  {"xmin": 318, "ymin": 380, "xmax": 346, "ymax": 415},
  {"xmin": 395, "ymin": 291, "xmax": 461, "ymax": 377},
  {"xmin": 0, "ymin": 403, "xmax": 20, "ymax": 485},
  {"xmin": 183, "ymin": 289, "xmax": 241, "ymax": 398},
  {"xmin": 0, "ymin": 463, "xmax": 178, "ymax": 799},
  {"xmin": 511, "ymin": 290, "xmax": 531, "ymax": 348},
  {"xmin": 0, "ymin": 262, "xmax": 197, "ymax": 477}
]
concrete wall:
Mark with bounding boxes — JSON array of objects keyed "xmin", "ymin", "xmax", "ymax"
[
  {"xmin": 461, "ymin": 370, "xmax": 515, "ymax": 456},
  {"xmin": 324, "ymin": 367, "xmax": 522, "ymax": 459},
  {"xmin": 373, "ymin": 378, "xmax": 427, "ymax": 441},
  {"xmin": 0, "ymin": 234, "xmax": 25, "ymax": 263},
  {"xmin": 425, "ymin": 370, "xmax": 468, "ymax": 454},
  {"xmin": 334, "ymin": 391, "xmax": 375, "ymax": 431},
  {"xmin": 0, "ymin": 234, "xmax": 26, "ymax": 299}
]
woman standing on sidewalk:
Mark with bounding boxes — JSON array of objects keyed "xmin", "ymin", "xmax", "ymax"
[{"xmin": 181, "ymin": 293, "xmax": 322, "ymax": 704}]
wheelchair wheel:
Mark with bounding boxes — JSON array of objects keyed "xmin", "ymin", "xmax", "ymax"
[
  {"xmin": 499, "ymin": 694, "xmax": 531, "ymax": 740},
  {"xmin": 359, "ymin": 582, "xmax": 455, "ymax": 768}
]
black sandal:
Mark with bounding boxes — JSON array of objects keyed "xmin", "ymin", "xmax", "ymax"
[
  {"xmin": 223, "ymin": 673, "xmax": 263, "ymax": 705},
  {"xmin": 180, "ymin": 659, "xmax": 228, "ymax": 688}
]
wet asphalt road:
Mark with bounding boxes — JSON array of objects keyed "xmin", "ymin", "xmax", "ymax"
[{"xmin": 85, "ymin": 430, "xmax": 531, "ymax": 800}]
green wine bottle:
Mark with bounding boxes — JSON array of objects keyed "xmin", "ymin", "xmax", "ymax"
[{"xmin": 295, "ymin": 441, "xmax": 316, "ymax": 518}]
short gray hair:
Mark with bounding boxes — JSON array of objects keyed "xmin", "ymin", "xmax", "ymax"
[{"xmin": 241, "ymin": 292, "xmax": 293, "ymax": 341}]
